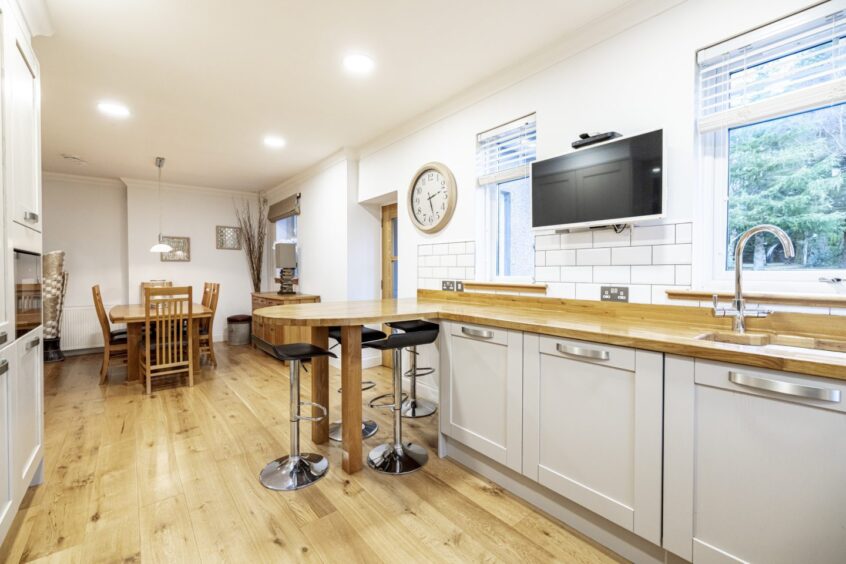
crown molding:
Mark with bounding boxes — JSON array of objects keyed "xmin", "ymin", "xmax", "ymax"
[
  {"xmin": 42, "ymin": 171, "xmax": 125, "ymax": 188},
  {"xmin": 357, "ymin": 0, "xmax": 686, "ymax": 159},
  {"xmin": 16, "ymin": 0, "xmax": 54, "ymax": 37},
  {"xmin": 121, "ymin": 177, "xmax": 255, "ymax": 198},
  {"xmin": 263, "ymin": 147, "xmax": 358, "ymax": 203}
]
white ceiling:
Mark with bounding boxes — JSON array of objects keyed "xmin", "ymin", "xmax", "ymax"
[{"xmin": 36, "ymin": 0, "xmax": 633, "ymax": 191}]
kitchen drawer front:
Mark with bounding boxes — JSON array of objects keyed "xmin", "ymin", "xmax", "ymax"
[
  {"xmin": 449, "ymin": 322, "xmax": 509, "ymax": 346},
  {"xmin": 695, "ymin": 359, "xmax": 846, "ymax": 414},
  {"xmin": 538, "ymin": 335, "xmax": 635, "ymax": 372}
]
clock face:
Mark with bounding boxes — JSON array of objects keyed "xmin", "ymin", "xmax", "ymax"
[{"xmin": 411, "ymin": 169, "xmax": 451, "ymax": 229}]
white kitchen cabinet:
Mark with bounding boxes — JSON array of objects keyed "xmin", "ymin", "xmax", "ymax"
[
  {"xmin": 0, "ymin": 343, "xmax": 14, "ymax": 543},
  {"xmin": 4, "ymin": 11, "xmax": 41, "ymax": 232},
  {"xmin": 664, "ymin": 357, "xmax": 846, "ymax": 563},
  {"xmin": 523, "ymin": 334, "xmax": 663, "ymax": 545},
  {"xmin": 439, "ymin": 321, "xmax": 523, "ymax": 472},
  {"xmin": 11, "ymin": 327, "xmax": 42, "ymax": 504}
]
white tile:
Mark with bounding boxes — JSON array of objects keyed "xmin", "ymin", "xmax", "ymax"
[
  {"xmin": 448, "ymin": 242, "xmax": 466, "ymax": 255},
  {"xmin": 466, "ymin": 268, "xmax": 475, "ymax": 280},
  {"xmin": 560, "ymin": 266, "xmax": 593, "ymax": 283},
  {"xmin": 535, "ymin": 266, "xmax": 561, "ymax": 282},
  {"xmin": 593, "ymin": 266, "xmax": 630, "ymax": 284},
  {"xmin": 546, "ymin": 282, "xmax": 576, "ymax": 299},
  {"xmin": 653, "ymin": 244, "xmax": 692, "ymax": 265},
  {"xmin": 575, "ymin": 283, "xmax": 602, "ymax": 301},
  {"xmin": 448, "ymin": 267, "xmax": 466, "ymax": 279},
  {"xmin": 535, "ymin": 234, "xmax": 560, "ymax": 250},
  {"xmin": 441, "ymin": 254, "xmax": 457, "ymax": 267},
  {"xmin": 631, "ymin": 265, "xmax": 675, "ymax": 285},
  {"xmin": 535, "ymin": 251, "xmax": 546, "ymax": 267},
  {"xmin": 767, "ymin": 304, "xmax": 830, "ymax": 315},
  {"xmin": 631, "ymin": 225, "xmax": 675, "ymax": 246},
  {"xmin": 457, "ymin": 254, "xmax": 474, "ymax": 267},
  {"xmin": 432, "ymin": 243, "xmax": 449, "ymax": 255},
  {"xmin": 627, "ymin": 285, "xmax": 652, "ymax": 304},
  {"xmin": 561, "ymin": 231, "xmax": 593, "ymax": 249},
  {"xmin": 422, "ymin": 255, "xmax": 439, "ymax": 267},
  {"xmin": 831, "ymin": 307, "xmax": 846, "ymax": 316},
  {"xmin": 675, "ymin": 223, "xmax": 693, "ymax": 244},
  {"xmin": 652, "ymin": 285, "xmax": 693, "ymax": 305},
  {"xmin": 675, "ymin": 265, "xmax": 692, "ymax": 285},
  {"xmin": 611, "ymin": 246, "xmax": 652, "ymax": 265},
  {"xmin": 546, "ymin": 249, "xmax": 576, "ymax": 266},
  {"xmin": 593, "ymin": 228, "xmax": 631, "ymax": 247},
  {"xmin": 466, "ymin": 241, "xmax": 476, "ymax": 254},
  {"xmin": 418, "ymin": 267, "xmax": 433, "ymax": 279},
  {"xmin": 432, "ymin": 267, "xmax": 448, "ymax": 278},
  {"xmin": 577, "ymin": 248, "xmax": 611, "ymax": 266},
  {"xmin": 418, "ymin": 245, "xmax": 432, "ymax": 256}
]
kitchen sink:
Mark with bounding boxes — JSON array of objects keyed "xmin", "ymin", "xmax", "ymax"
[{"xmin": 696, "ymin": 331, "xmax": 846, "ymax": 355}]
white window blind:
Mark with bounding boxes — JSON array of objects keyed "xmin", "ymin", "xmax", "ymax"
[
  {"xmin": 698, "ymin": 1, "xmax": 846, "ymax": 132},
  {"xmin": 476, "ymin": 114, "xmax": 537, "ymax": 186}
]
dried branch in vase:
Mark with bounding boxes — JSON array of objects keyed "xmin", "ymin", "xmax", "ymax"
[{"xmin": 234, "ymin": 196, "xmax": 268, "ymax": 292}]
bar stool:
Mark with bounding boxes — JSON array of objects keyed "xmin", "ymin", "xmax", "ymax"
[
  {"xmin": 387, "ymin": 320, "xmax": 439, "ymax": 418},
  {"xmin": 363, "ymin": 327, "xmax": 439, "ymax": 474},
  {"xmin": 253, "ymin": 337, "xmax": 335, "ymax": 491},
  {"xmin": 327, "ymin": 326, "xmax": 386, "ymax": 441}
]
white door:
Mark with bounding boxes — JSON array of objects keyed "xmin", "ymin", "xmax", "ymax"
[
  {"xmin": 5, "ymin": 17, "xmax": 40, "ymax": 232},
  {"xmin": 523, "ymin": 334, "xmax": 663, "ymax": 544},
  {"xmin": 0, "ymin": 344, "xmax": 14, "ymax": 542},
  {"xmin": 664, "ymin": 357, "xmax": 846, "ymax": 563},
  {"xmin": 11, "ymin": 328, "xmax": 42, "ymax": 503},
  {"xmin": 440, "ymin": 321, "xmax": 523, "ymax": 472}
]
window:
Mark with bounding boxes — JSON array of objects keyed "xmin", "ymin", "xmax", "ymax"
[
  {"xmin": 477, "ymin": 114, "xmax": 537, "ymax": 279},
  {"xmin": 275, "ymin": 216, "xmax": 297, "ymax": 244},
  {"xmin": 700, "ymin": 6, "xmax": 846, "ymax": 281}
]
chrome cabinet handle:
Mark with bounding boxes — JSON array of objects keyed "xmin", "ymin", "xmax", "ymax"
[
  {"xmin": 26, "ymin": 337, "xmax": 40, "ymax": 350},
  {"xmin": 0, "ymin": 360, "xmax": 7, "ymax": 375},
  {"xmin": 461, "ymin": 327, "xmax": 494, "ymax": 339},
  {"xmin": 556, "ymin": 343, "xmax": 610, "ymax": 361},
  {"xmin": 729, "ymin": 371, "xmax": 841, "ymax": 403},
  {"xmin": 0, "ymin": 332, "xmax": 6, "ymax": 346},
  {"xmin": 23, "ymin": 211, "xmax": 38, "ymax": 222}
]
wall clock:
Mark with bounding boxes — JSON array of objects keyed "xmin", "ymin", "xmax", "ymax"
[{"xmin": 408, "ymin": 162, "xmax": 457, "ymax": 233}]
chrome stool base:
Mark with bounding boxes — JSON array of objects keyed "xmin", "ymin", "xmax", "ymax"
[
  {"xmin": 401, "ymin": 397, "xmax": 437, "ymax": 418},
  {"xmin": 367, "ymin": 442, "xmax": 428, "ymax": 475},
  {"xmin": 259, "ymin": 453, "xmax": 329, "ymax": 491},
  {"xmin": 328, "ymin": 419, "xmax": 379, "ymax": 441}
]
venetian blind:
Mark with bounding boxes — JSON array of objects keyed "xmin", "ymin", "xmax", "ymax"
[{"xmin": 476, "ymin": 114, "xmax": 537, "ymax": 186}]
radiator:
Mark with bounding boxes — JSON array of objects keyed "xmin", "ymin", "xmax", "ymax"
[{"xmin": 60, "ymin": 305, "xmax": 118, "ymax": 350}]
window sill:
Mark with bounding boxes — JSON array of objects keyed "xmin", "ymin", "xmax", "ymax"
[
  {"xmin": 463, "ymin": 281, "xmax": 548, "ymax": 294},
  {"xmin": 666, "ymin": 288, "xmax": 846, "ymax": 308}
]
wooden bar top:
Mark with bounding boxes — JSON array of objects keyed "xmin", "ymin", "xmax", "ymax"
[
  {"xmin": 251, "ymin": 292, "xmax": 321, "ymax": 302},
  {"xmin": 252, "ymin": 290, "xmax": 846, "ymax": 381}
]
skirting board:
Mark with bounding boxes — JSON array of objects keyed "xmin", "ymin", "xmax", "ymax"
[{"xmin": 440, "ymin": 436, "xmax": 676, "ymax": 564}]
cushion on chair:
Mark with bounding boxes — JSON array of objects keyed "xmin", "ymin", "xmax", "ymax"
[
  {"xmin": 253, "ymin": 337, "xmax": 336, "ymax": 362},
  {"xmin": 362, "ymin": 329, "xmax": 439, "ymax": 351},
  {"xmin": 387, "ymin": 320, "xmax": 439, "ymax": 333},
  {"xmin": 327, "ymin": 326, "xmax": 387, "ymax": 344}
]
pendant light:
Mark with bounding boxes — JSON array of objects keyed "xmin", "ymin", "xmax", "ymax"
[{"xmin": 149, "ymin": 156, "xmax": 173, "ymax": 253}]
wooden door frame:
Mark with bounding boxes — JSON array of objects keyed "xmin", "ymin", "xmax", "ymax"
[{"xmin": 381, "ymin": 203, "xmax": 398, "ymax": 367}]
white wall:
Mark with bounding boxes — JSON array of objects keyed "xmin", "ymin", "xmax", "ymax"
[
  {"xmin": 357, "ymin": 0, "xmax": 818, "ymax": 299},
  {"xmin": 124, "ymin": 179, "xmax": 254, "ymax": 341}
]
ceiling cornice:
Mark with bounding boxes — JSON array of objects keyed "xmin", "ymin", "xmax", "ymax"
[
  {"xmin": 16, "ymin": 0, "xmax": 54, "ymax": 37},
  {"xmin": 356, "ymin": 0, "xmax": 686, "ymax": 159},
  {"xmin": 263, "ymin": 147, "xmax": 357, "ymax": 203},
  {"xmin": 42, "ymin": 171, "xmax": 124, "ymax": 188},
  {"xmin": 121, "ymin": 177, "xmax": 255, "ymax": 198}
]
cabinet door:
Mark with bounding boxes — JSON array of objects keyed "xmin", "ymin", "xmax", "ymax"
[
  {"xmin": 664, "ymin": 357, "xmax": 846, "ymax": 563},
  {"xmin": 523, "ymin": 335, "xmax": 663, "ymax": 544},
  {"xmin": 5, "ymin": 18, "xmax": 41, "ymax": 232},
  {"xmin": 11, "ymin": 329, "xmax": 43, "ymax": 503},
  {"xmin": 0, "ymin": 345, "xmax": 14, "ymax": 542},
  {"xmin": 440, "ymin": 322, "xmax": 522, "ymax": 472}
]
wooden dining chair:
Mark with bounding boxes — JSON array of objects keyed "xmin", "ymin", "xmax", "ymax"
[
  {"xmin": 199, "ymin": 282, "xmax": 220, "ymax": 368},
  {"xmin": 92, "ymin": 285, "xmax": 128, "ymax": 384},
  {"xmin": 140, "ymin": 286, "xmax": 193, "ymax": 394}
]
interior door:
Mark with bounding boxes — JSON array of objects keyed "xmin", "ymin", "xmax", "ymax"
[{"xmin": 381, "ymin": 203, "xmax": 398, "ymax": 367}]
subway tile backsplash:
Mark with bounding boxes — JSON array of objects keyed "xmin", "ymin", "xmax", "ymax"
[{"xmin": 418, "ymin": 240, "xmax": 475, "ymax": 290}]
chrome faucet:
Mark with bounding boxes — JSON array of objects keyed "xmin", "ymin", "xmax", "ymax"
[{"xmin": 712, "ymin": 224, "xmax": 795, "ymax": 334}]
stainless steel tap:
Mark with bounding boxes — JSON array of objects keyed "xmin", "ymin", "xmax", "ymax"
[{"xmin": 712, "ymin": 224, "xmax": 796, "ymax": 333}]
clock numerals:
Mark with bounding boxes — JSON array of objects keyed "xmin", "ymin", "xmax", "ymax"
[{"xmin": 410, "ymin": 165, "xmax": 454, "ymax": 231}]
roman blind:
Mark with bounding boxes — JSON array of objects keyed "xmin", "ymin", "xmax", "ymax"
[
  {"xmin": 476, "ymin": 113, "xmax": 537, "ymax": 186},
  {"xmin": 268, "ymin": 193, "xmax": 300, "ymax": 222},
  {"xmin": 698, "ymin": 1, "xmax": 846, "ymax": 133}
]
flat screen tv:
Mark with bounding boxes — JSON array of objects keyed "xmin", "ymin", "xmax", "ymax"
[{"xmin": 531, "ymin": 129, "xmax": 663, "ymax": 230}]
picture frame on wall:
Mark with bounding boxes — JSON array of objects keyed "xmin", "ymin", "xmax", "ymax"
[
  {"xmin": 216, "ymin": 225, "xmax": 242, "ymax": 250},
  {"xmin": 160, "ymin": 236, "xmax": 191, "ymax": 262}
]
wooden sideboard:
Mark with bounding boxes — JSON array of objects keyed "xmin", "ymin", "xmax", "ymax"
[{"xmin": 251, "ymin": 292, "xmax": 320, "ymax": 346}]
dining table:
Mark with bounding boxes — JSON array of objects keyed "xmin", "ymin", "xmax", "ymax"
[{"xmin": 109, "ymin": 303, "xmax": 214, "ymax": 381}]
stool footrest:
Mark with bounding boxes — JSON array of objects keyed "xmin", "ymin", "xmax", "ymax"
[
  {"xmin": 295, "ymin": 401, "xmax": 327, "ymax": 422},
  {"xmin": 403, "ymin": 367, "xmax": 435, "ymax": 378},
  {"xmin": 368, "ymin": 391, "xmax": 408, "ymax": 410},
  {"xmin": 337, "ymin": 380, "xmax": 376, "ymax": 393}
]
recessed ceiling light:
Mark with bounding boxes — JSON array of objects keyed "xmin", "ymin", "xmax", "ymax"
[
  {"xmin": 263, "ymin": 135, "xmax": 286, "ymax": 149},
  {"xmin": 343, "ymin": 53, "xmax": 375, "ymax": 75},
  {"xmin": 97, "ymin": 100, "xmax": 130, "ymax": 119}
]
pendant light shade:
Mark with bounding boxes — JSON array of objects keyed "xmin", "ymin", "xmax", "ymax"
[{"xmin": 150, "ymin": 156, "xmax": 173, "ymax": 253}]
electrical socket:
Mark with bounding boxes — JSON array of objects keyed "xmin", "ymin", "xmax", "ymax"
[
  {"xmin": 600, "ymin": 286, "xmax": 629, "ymax": 303},
  {"xmin": 456, "ymin": 281, "xmax": 464, "ymax": 292},
  {"xmin": 442, "ymin": 280, "xmax": 456, "ymax": 291}
]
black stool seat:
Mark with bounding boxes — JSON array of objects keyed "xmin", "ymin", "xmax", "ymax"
[
  {"xmin": 253, "ymin": 338, "xmax": 336, "ymax": 362},
  {"xmin": 363, "ymin": 329, "xmax": 438, "ymax": 351},
  {"xmin": 388, "ymin": 320, "xmax": 439, "ymax": 333},
  {"xmin": 328, "ymin": 326, "xmax": 387, "ymax": 344}
]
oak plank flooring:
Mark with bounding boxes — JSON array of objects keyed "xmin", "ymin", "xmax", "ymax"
[{"xmin": 0, "ymin": 344, "xmax": 622, "ymax": 563}]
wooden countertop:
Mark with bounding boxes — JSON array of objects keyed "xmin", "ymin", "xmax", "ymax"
[
  {"xmin": 252, "ymin": 292, "xmax": 320, "ymax": 302},
  {"xmin": 253, "ymin": 290, "xmax": 846, "ymax": 381}
]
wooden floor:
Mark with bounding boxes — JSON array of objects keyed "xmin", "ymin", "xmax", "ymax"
[{"xmin": 0, "ymin": 343, "xmax": 622, "ymax": 563}]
